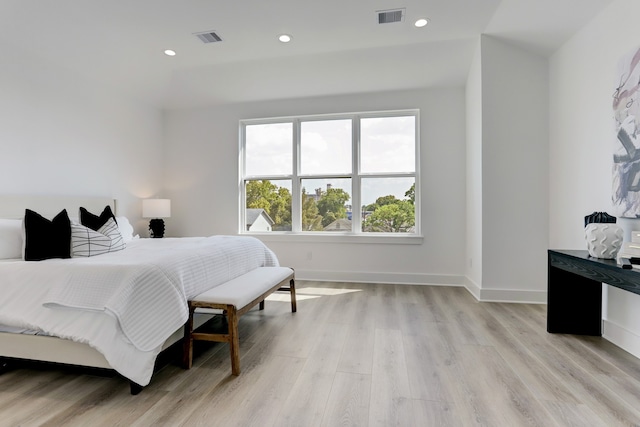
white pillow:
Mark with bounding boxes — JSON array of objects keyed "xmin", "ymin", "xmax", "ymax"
[
  {"xmin": 115, "ymin": 216, "xmax": 135, "ymax": 243},
  {"xmin": 0, "ymin": 219, "xmax": 23, "ymax": 259},
  {"xmin": 71, "ymin": 218, "xmax": 125, "ymax": 257}
]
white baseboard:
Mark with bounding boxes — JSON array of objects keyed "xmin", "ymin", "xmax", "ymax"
[
  {"xmin": 478, "ymin": 288, "xmax": 546, "ymax": 304},
  {"xmin": 463, "ymin": 276, "xmax": 481, "ymax": 300},
  {"xmin": 603, "ymin": 319, "xmax": 640, "ymax": 359},
  {"xmin": 463, "ymin": 276, "xmax": 546, "ymax": 303},
  {"xmin": 294, "ymin": 269, "xmax": 464, "ymax": 286},
  {"xmin": 293, "ymin": 270, "xmax": 545, "ymax": 303}
]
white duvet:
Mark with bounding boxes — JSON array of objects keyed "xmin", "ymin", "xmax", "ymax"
[{"xmin": 0, "ymin": 236, "xmax": 278, "ymax": 386}]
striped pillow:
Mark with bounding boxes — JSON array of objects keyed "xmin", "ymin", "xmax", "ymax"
[
  {"xmin": 97, "ymin": 218, "xmax": 125, "ymax": 252},
  {"xmin": 71, "ymin": 218, "xmax": 125, "ymax": 257}
]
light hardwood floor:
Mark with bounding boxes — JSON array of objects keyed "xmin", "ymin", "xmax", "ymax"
[{"xmin": 2, "ymin": 281, "xmax": 640, "ymax": 426}]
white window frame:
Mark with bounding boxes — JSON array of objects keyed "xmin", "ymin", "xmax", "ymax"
[{"xmin": 239, "ymin": 109, "xmax": 422, "ymax": 244}]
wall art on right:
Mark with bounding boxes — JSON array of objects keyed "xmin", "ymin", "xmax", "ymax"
[{"xmin": 613, "ymin": 46, "xmax": 640, "ymax": 217}]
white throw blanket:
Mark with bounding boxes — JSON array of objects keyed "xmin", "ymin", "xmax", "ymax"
[{"xmin": 0, "ymin": 236, "xmax": 278, "ymax": 385}]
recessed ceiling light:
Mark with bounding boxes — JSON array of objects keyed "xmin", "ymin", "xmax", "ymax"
[
  {"xmin": 414, "ymin": 18, "xmax": 429, "ymax": 28},
  {"xmin": 164, "ymin": 49, "xmax": 176, "ymax": 56},
  {"xmin": 278, "ymin": 34, "xmax": 292, "ymax": 43}
]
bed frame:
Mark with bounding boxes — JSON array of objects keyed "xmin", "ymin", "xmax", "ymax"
[{"xmin": 0, "ymin": 195, "xmax": 211, "ymax": 394}]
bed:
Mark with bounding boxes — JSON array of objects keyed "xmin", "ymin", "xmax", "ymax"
[{"xmin": 0, "ymin": 195, "xmax": 280, "ymax": 393}]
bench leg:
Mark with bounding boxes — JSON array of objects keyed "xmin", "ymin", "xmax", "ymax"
[
  {"xmin": 182, "ymin": 304, "xmax": 195, "ymax": 369},
  {"xmin": 259, "ymin": 300, "xmax": 265, "ymax": 310},
  {"xmin": 227, "ymin": 306, "xmax": 241, "ymax": 375},
  {"xmin": 290, "ymin": 278, "xmax": 297, "ymax": 313}
]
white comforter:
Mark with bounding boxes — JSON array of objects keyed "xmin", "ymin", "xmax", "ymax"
[{"xmin": 0, "ymin": 236, "xmax": 278, "ymax": 386}]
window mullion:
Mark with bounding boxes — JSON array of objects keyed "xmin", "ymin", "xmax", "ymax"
[
  {"xmin": 291, "ymin": 119, "xmax": 301, "ymax": 232},
  {"xmin": 351, "ymin": 116, "xmax": 361, "ymax": 234},
  {"xmin": 239, "ymin": 124, "xmax": 247, "ymax": 233}
]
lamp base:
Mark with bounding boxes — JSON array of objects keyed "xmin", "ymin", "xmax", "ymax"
[{"xmin": 149, "ymin": 219, "xmax": 165, "ymax": 238}]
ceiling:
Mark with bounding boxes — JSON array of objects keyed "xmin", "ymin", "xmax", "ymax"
[{"xmin": 0, "ymin": 0, "xmax": 613, "ymax": 110}]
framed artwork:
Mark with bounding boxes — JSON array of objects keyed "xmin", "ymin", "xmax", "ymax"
[{"xmin": 613, "ymin": 46, "xmax": 640, "ymax": 217}]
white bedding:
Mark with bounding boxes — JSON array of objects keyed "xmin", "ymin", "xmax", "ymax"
[{"xmin": 0, "ymin": 236, "xmax": 278, "ymax": 386}]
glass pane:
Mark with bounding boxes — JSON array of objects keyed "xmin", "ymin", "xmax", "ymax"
[
  {"xmin": 245, "ymin": 123, "xmax": 292, "ymax": 176},
  {"xmin": 361, "ymin": 177, "xmax": 415, "ymax": 233},
  {"xmin": 361, "ymin": 116, "xmax": 415, "ymax": 173},
  {"xmin": 245, "ymin": 179, "xmax": 292, "ymax": 231},
  {"xmin": 300, "ymin": 178, "xmax": 352, "ymax": 232},
  {"xmin": 301, "ymin": 119, "xmax": 352, "ymax": 175}
]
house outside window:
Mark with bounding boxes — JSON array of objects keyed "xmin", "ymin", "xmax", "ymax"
[{"xmin": 239, "ymin": 110, "xmax": 419, "ymax": 237}]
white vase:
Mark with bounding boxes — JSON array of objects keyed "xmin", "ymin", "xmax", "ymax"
[{"xmin": 585, "ymin": 223, "xmax": 623, "ymax": 259}]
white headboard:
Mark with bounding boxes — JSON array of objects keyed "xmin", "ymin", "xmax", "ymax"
[{"xmin": 0, "ymin": 195, "xmax": 116, "ymax": 220}]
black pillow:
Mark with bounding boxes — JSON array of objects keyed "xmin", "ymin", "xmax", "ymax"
[
  {"xmin": 80, "ymin": 205, "xmax": 116, "ymax": 231},
  {"xmin": 24, "ymin": 209, "xmax": 72, "ymax": 261}
]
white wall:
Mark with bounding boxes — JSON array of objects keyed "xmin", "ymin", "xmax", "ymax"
[
  {"xmin": 479, "ymin": 35, "xmax": 549, "ymax": 302},
  {"xmin": 0, "ymin": 42, "xmax": 164, "ymax": 233},
  {"xmin": 164, "ymin": 88, "xmax": 467, "ymax": 285},
  {"xmin": 466, "ymin": 39, "xmax": 483, "ymax": 297},
  {"xmin": 464, "ymin": 36, "xmax": 549, "ymax": 303},
  {"xmin": 550, "ymin": 0, "xmax": 640, "ymax": 357}
]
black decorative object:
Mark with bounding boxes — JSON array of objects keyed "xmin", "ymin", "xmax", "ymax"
[
  {"xmin": 584, "ymin": 211, "xmax": 617, "ymax": 227},
  {"xmin": 149, "ymin": 219, "xmax": 165, "ymax": 238},
  {"xmin": 142, "ymin": 199, "xmax": 171, "ymax": 238}
]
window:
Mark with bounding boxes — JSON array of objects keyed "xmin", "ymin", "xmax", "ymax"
[{"xmin": 240, "ymin": 110, "xmax": 419, "ymax": 236}]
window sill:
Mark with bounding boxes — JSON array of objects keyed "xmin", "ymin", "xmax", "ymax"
[{"xmin": 241, "ymin": 232, "xmax": 423, "ymax": 245}]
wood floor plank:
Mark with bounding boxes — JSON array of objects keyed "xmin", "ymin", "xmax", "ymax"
[
  {"xmin": 504, "ymin": 321, "xmax": 640, "ymax": 426},
  {"xmin": 491, "ymin": 301, "xmax": 640, "ymax": 425},
  {"xmin": 349, "ymin": 286, "xmax": 378, "ymax": 329},
  {"xmin": 320, "ymin": 372, "xmax": 371, "ymax": 427},
  {"xmin": 403, "ymin": 325, "xmax": 456, "ymax": 402},
  {"xmin": 1, "ymin": 372, "xmax": 111, "ymax": 427},
  {"xmin": 0, "ymin": 369, "xmax": 68, "ymax": 412},
  {"xmin": 195, "ymin": 355, "xmax": 305, "ymax": 427},
  {"xmin": 447, "ymin": 344, "xmax": 562, "ymax": 427},
  {"xmin": 55, "ymin": 386, "xmax": 168, "ymax": 427},
  {"xmin": 368, "ymin": 328, "xmax": 414, "ymax": 426},
  {"xmin": 573, "ymin": 334, "xmax": 640, "ymax": 380},
  {"xmin": 32, "ymin": 377, "xmax": 125, "ymax": 427},
  {"xmin": 273, "ymin": 323, "xmax": 349, "ymax": 426},
  {"xmin": 422, "ymin": 285, "xmax": 453, "ymax": 323},
  {"xmin": 274, "ymin": 371, "xmax": 335, "ymax": 427},
  {"xmin": 398, "ymin": 301, "xmax": 438, "ymax": 335},
  {"xmin": 540, "ymin": 400, "xmax": 610, "ymax": 427},
  {"xmin": 337, "ymin": 325, "xmax": 375, "ymax": 375},
  {"xmin": 3, "ymin": 282, "xmax": 640, "ymax": 426},
  {"xmin": 429, "ymin": 287, "xmax": 492, "ymax": 346},
  {"xmin": 411, "ymin": 399, "xmax": 459, "ymax": 427},
  {"xmin": 480, "ymin": 303, "xmax": 582, "ymax": 404},
  {"xmin": 321, "ymin": 283, "xmax": 361, "ymax": 325}
]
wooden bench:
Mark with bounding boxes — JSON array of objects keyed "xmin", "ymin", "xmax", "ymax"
[{"xmin": 182, "ymin": 266, "xmax": 296, "ymax": 374}]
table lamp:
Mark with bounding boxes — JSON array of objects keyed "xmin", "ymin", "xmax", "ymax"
[{"xmin": 142, "ymin": 199, "xmax": 171, "ymax": 238}]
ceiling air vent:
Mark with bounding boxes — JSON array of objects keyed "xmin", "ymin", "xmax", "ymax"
[
  {"xmin": 377, "ymin": 8, "xmax": 405, "ymax": 24},
  {"xmin": 195, "ymin": 31, "xmax": 223, "ymax": 44}
]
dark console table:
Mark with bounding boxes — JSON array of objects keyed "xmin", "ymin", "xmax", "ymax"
[{"xmin": 548, "ymin": 249, "xmax": 640, "ymax": 335}]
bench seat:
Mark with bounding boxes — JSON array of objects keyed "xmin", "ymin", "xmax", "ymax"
[{"xmin": 183, "ymin": 266, "xmax": 296, "ymax": 375}]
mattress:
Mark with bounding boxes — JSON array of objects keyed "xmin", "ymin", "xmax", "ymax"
[{"xmin": 0, "ymin": 236, "xmax": 278, "ymax": 385}]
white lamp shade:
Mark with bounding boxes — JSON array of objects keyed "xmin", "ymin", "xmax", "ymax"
[{"xmin": 142, "ymin": 199, "xmax": 171, "ymax": 218}]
